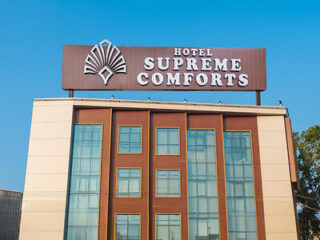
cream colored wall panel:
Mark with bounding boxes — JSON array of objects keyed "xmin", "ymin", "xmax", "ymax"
[
  {"xmin": 257, "ymin": 116, "xmax": 298, "ymax": 240},
  {"xmin": 260, "ymin": 164, "xmax": 291, "ymax": 181},
  {"xmin": 263, "ymin": 197, "xmax": 295, "ymax": 216},
  {"xmin": 256, "ymin": 117, "xmax": 285, "ymax": 131},
  {"xmin": 26, "ymin": 156, "xmax": 70, "ymax": 174},
  {"xmin": 30, "ymin": 122, "xmax": 73, "ymax": 139},
  {"xmin": 28, "ymin": 139, "xmax": 71, "ymax": 156},
  {"xmin": 34, "ymin": 100, "xmax": 75, "ymax": 107},
  {"xmin": 264, "ymin": 232, "xmax": 299, "ymax": 240},
  {"xmin": 257, "ymin": 132, "xmax": 287, "ymax": 148},
  {"xmin": 24, "ymin": 173, "xmax": 69, "ymax": 193},
  {"xmin": 19, "ymin": 100, "xmax": 74, "ymax": 240},
  {"xmin": 32, "ymin": 103, "xmax": 73, "ymax": 123},
  {"xmin": 21, "ymin": 198, "xmax": 66, "ymax": 212},
  {"xmin": 19, "ymin": 231, "xmax": 64, "ymax": 240},
  {"xmin": 20, "ymin": 211, "xmax": 65, "ymax": 231},
  {"xmin": 258, "ymin": 148, "xmax": 289, "ymax": 164},
  {"xmin": 262, "ymin": 181, "xmax": 292, "ymax": 198},
  {"xmin": 264, "ymin": 215, "xmax": 297, "ymax": 233}
]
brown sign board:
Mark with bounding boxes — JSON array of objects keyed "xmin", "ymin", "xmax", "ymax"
[{"xmin": 62, "ymin": 41, "xmax": 266, "ymax": 91}]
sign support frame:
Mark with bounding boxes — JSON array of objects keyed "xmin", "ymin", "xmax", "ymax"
[{"xmin": 256, "ymin": 90, "xmax": 261, "ymax": 106}]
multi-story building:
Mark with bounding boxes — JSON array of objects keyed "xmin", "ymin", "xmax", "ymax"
[
  {"xmin": 19, "ymin": 98, "xmax": 299, "ymax": 240},
  {"xmin": 0, "ymin": 189, "xmax": 22, "ymax": 240}
]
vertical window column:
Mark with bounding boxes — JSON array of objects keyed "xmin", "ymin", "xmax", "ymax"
[
  {"xmin": 224, "ymin": 132, "xmax": 257, "ymax": 240},
  {"xmin": 65, "ymin": 125, "xmax": 102, "ymax": 240},
  {"xmin": 187, "ymin": 130, "xmax": 220, "ymax": 240}
]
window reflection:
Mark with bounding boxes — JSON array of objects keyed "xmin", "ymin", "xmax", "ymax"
[
  {"xmin": 187, "ymin": 130, "xmax": 220, "ymax": 240},
  {"xmin": 224, "ymin": 132, "xmax": 257, "ymax": 240},
  {"xmin": 156, "ymin": 170, "xmax": 180, "ymax": 197},
  {"xmin": 117, "ymin": 168, "xmax": 141, "ymax": 197},
  {"xmin": 66, "ymin": 125, "xmax": 102, "ymax": 240},
  {"xmin": 118, "ymin": 126, "xmax": 142, "ymax": 153},
  {"xmin": 156, "ymin": 214, "xmax": 181, "ymax": 240},
  {"xmin": 156, "ymin": 128, "xmax": 179, "ymax": 155},
  {"xmin": 116, "ymin": 214, "xmax": 140, "ymax": 240}
]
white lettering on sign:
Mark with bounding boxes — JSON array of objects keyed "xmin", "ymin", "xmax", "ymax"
[
  {"xmin": 157, "ymin": 57, "xmax": 170, "ymax": 70},
  {"xmin": 137, "ymin": 48, "xmax": 249, "ymax": 88},
  {"xmin": 225, "ymin": 73, "xmax": 236, "ymax": 86},
  {"xmin": 152, "ymin": 73, "xmax": 163, "ymax": 86},
  {"xmin": 214, "ymin": 58, "xmax": 228, "ymax": 71},
  {"xmin": 144, "ymin": 57, "xmax": 154, "ymax": 70},
  {"xmin": 183, "ymin": 73, "xmax": 193, "ymax": 86},
  {"xmin": 173, "ymin": 58, "xmax": 183, "ymax": 70},
  {"xmin": 196, "ymin": 73, "xmax": 208, "ymax": 86},
  {"xmin": 137, "ymin": 72, "xmax": 148, "ymax": 85},
  {"xmin": 186, "ymin": 58, "xmax": 198, "ymax": 71},
  {"xmin": 239, "ymin": 74, "xmax": 248, "ymax": 86},
  {"xmin": 231, "ymin": 59, "xmax": 241, "ymax": 71},
  {"xmin": 167, "ymin": 73, "xmax": 181, "ymax": 86},
  {"xmin": 201, "ymin": 58, "xmax": 212, "ymax": 71},
  {"xmin": 211, "ymin": 74, "xmax": 223, "ymax": 86}
]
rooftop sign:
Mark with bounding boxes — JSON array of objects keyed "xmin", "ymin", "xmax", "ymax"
[{"xmin": 62, "ymin": 39, "xmax": 266, "ymax": 91}]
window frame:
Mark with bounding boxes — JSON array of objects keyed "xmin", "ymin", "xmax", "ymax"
[
  {"xmin": 155, "ymin": 169, "xmax": 181, "ymax": 198},
  {"xmin": 154, "ymin": 213, "xmax": 182, "ymax": 240},
  {"xmin": 116, "ymin": 167, "xmax": 142, "ymax": 198},
  {"xmin": 155, "ymin": 127, "xmax": 180, "ymax": 156},
  {"xmin": 117, "ymin": 125, "xmax": 143, "ymax": 154},
  {"xmin": 114, "ymin": 213, "xmax": 141, "ymax": 240}
]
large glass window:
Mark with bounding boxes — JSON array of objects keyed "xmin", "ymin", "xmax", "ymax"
[
  {"xmin": 118, "ymin": 126, "xmax": 142, "ymax": 153},
  {"xmin": 187, "ymin": 129, "xmax": 220, "ymax": 240},
  {"xmin": 117, "ymin": 168, "xmax": 141, "ymax": 197},
  {"xmin": 156, "ymin": 214, "xmax": 181, "ymax": 240},
  {"xmin": 224, "ymin": 132, "xmax": 257, "ymax": 240},
  {"xmin": 156, "ymin": 128, "xmax": 179, "ymax": 155},
  {"xmin": 116, "ymin": 214, "xmax": 140, "ymax": 240},
  {"xmin": 156, "ymin": 170, "xmax": 180, "ymax": 197},
  {"xmin": 65, "ymin": 124, "xmax": 102, "ymax": 240}
]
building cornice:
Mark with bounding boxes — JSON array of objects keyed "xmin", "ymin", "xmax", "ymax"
[{"xmin": 34, "ymin": 98, "xmax": 287, "ymax": 116}]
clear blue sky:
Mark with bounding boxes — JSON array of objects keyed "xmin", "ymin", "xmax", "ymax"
[{"xmin": 0, "ymin": 0, "xmax": 319, "ymax": 192}]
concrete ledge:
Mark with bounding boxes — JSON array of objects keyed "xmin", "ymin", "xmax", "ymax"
[{"xmin": 34, "ymin": 98, "xmax": 287, "ymax": 116}]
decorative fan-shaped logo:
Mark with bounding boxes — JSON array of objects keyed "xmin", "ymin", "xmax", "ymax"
[{"xmin": 83, "ymin": 39, "xmax": 126, "ymax": 85}]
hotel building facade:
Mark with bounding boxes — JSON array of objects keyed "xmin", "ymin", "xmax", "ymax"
[{"xmin": 19, "ymin": 98, "xmax": 299, "ymax": 240}]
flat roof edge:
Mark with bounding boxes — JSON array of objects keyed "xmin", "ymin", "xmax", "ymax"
[
  {"xmin": 33, "ymin": 98, "xmax": 287, "ymax": 115},
  {"xmin": 0, "ymin": 189, "xmax": 23, "ymax": 194}
]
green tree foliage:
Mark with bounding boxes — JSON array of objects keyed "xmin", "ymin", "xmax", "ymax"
[{"xmin": 294, "ymin": 125, "xmax": 320, "ymax": 240}]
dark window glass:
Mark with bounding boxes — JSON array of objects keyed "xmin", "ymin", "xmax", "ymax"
[{"xmin": 0, "ymin": 190, "xmax": 22, "ymax": 240}]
